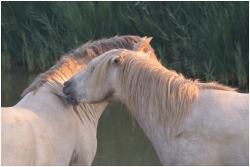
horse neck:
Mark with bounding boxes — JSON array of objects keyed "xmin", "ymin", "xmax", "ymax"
[
  {"xmin": 122, "ymin": 94, "xmax": 164, "ymax": 134},
  {"xmin": 118, "ymin": 66, "xmax": 199, "ymax": 139},
  {"xmin": 49, "ymin": 57, "xmax": 87, "ymax": 85},
  {"xmin": 39, "ymin": 57, "xmax": 90, "ymax": 99},
  {"xmin": 47, "ymin": 57, "xmax": 108, "ymax": 128},
  {"xmin": 72, "ymin": 102, "xmax": 108, "ymax": 129}
]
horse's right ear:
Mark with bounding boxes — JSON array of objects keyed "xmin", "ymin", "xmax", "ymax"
[
  {"xmin": 111, "ymin": 56, "xmax": 123, "ymax": 66},
  {"xmin": 133, "ymin": 37, "xmax": 153, "ymax": 51}
]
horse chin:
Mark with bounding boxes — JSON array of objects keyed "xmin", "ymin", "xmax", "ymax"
[
  {"xmin": 66, "ymin": 96, "xmax": 80, "ymax": 106},
  {"xmin": 71, "ymin": 100, "xmax": 80, "ymax": 106}
]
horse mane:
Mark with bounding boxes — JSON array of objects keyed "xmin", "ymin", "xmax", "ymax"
[
  {"xmin": 21, "ymin": 35, "xmax": 157, "ymax": 97},
  {"xmin": 91, "ymin": 49, "xmax": 236, "ymax": 136},
  {"xmin": 120, "ymin": 51, "xmax": 236, "ymax": 136}
]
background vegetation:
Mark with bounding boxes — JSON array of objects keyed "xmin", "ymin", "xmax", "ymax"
[{"xmin": 2, "ymin": 1, "xmax": 249, "ymax": 90}]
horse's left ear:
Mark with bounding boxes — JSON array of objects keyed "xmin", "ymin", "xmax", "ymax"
[
  {"xmin": 111, "ymin": 56, "xmax": 124, "ymax": 66},
  {"xmin": 133, "ymin": 37, "xmax": 153, "ymax": 51}
]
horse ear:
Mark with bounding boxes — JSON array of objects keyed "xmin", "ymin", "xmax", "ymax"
[
  {"xmin": 133, "ymin": 37, "xmax": 153, "ymax": 51},
  {"xmin": 111, "ymin": 56, "xmax": 123, "ymax": 66}
]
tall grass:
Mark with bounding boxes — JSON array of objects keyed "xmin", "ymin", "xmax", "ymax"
[
  {"xmin": 1, "ymin": 41, "xmax": 11, "ymax": 70},
  {"xmin": 1, "ymin": 2, "xmax": 248, "ymax": 89}
]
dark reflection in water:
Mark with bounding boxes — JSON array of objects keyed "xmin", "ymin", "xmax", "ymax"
[
  {"xmin": 1, "ymin": 67, "xmax": 39, "ymax": 107},
  {"xmin": 92, "ymin": 103, "xmax": 162, "ymax": 166},
  {"xmin": 1, "ymin": 68, "xmax": 162, "ymax": 166}
]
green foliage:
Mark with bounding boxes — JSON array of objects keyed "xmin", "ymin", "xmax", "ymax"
[
  {"xmin": 1, "ymin": 2, "xmax": 249, "ymax": 89},
  {"xmin": 2, "ymin": 40, "xmax": 11, "ymax": 70}
]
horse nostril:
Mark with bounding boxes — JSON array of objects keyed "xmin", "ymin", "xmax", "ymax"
[
  {"xmin": 77, "ymin": 95, "xmax": 82, "ymax": 101},
  {"xmin": 64, "ymin": 81, "xmax": 69, "ymax": 86}
]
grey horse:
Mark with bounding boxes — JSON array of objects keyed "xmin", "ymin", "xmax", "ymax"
[{"xmin": 1, "ymin": 36, "xmax": 158, "ymax": 165}]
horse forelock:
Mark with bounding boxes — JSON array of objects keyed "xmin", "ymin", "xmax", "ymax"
[
  {"xmin": 103, "ymin": 51, "xmax": 236, "ymax": 137},
  {"xmin": 21, "ymin": 35, "xmax": 157, "ymax": 97}
]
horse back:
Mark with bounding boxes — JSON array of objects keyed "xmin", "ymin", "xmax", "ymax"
[{"xmin": 185, "ymin": 90, "xmax": 249, "ymax": 165}]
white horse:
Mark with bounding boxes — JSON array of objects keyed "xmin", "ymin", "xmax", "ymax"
[
  {"xmin": 1, "ymin": 36, "xmax": 158, "ymax": 165},
  {"xmin": 63, "ymin": 49, "xmax": 249, "ymax": 166}
]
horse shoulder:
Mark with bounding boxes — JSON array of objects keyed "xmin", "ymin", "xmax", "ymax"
[
  {"xmin": 14, "ymin": 88, "xmax": 99, "ymax": 165},
  {"xmin": 177, "ymin": 90, "xmax": 249, "ymax": 165},
  {"xmin": 2, "ymin": 87, "xmax": 75, "ymax": 165},
  {"xmin": 1, "ymin": 107, "xmax": 43, "ymax": 165},
  {"xmin": 15, "ymin": 90, "xmax": 80, "ymax": 164}
]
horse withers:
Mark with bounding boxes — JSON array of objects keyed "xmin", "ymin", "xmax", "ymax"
[
  {"xmin": 63, "ymin": 49, "xmax": 249, "ymax": 165},
  {"xmin": 1, "ymin": 36, "xmax": 158, "ymax": 165}
]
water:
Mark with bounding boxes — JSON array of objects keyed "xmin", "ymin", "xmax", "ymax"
[{"xmin": 1, "ymin": 68, "xmax": 162, "ymax": 166}]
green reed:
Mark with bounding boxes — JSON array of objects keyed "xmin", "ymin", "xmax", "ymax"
[
  {"xmin": 1, "ymin": 1, "xmax": 248, "ymax": 90},
  {"xmin": 1, "ymin": 41, "xmax": 11, "ymax": 71}
]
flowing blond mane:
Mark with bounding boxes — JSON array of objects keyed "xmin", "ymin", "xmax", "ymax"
[
  {"xmin": 89, "ymin": 49, "xmax": 236, "ymax": 136},
  {"xmin": 21, "ymin": 35, "xmax": 157, "ymax": 97}
]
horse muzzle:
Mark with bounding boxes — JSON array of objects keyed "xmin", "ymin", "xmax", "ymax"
[
  {"xmin": 63, "ymin": 81, "xmax": 80, "ymax": 106},
  {"xmin": 63, "ymin": 81, "xmax": 71, "ymax": 95}
]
